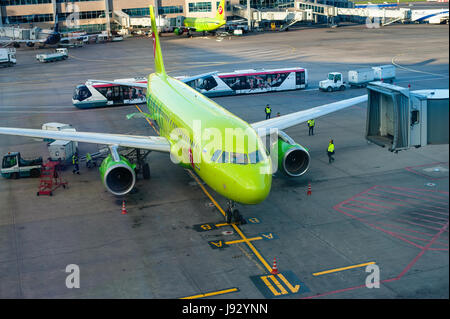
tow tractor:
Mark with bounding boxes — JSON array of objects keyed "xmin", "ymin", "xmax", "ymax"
[
  {"xmin": 1, "ymin": 152, "xmax": 42, "ymax": 179},
  {"xmin": 319, "ymin": 72, "xmax": 346, "ymax": 92},
  {"xmin": 36, "ymin": 48, "xmax": 68, "ymax": 63}
]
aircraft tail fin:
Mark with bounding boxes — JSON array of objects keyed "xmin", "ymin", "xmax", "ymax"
[
  {"xmin": 215, "ymin": 0, "xmax": 226, "ymax": 21},
  {"xmin": 149, "ymin": 6, "xmax": 166, "ymax": 75}
]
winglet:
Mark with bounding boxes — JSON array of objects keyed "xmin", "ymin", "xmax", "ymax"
[
  {"xmin": 215, "ymin": 0, "xmax": 226, "ymax": 21},
  {"xmin": 149, "ymin": 6, "xmax": 166, "ymax": 75}
]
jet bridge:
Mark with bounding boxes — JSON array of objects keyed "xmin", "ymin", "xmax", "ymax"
[{"xmin": 365, "ymin": 82, "xmax": 449, "ymax": 152}]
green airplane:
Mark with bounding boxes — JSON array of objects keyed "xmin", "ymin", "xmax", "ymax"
[
  {"xmin": 0, "ymin": 5, "xmax": 367, "ymax": 222},
  {"xmin": 174, "ymin": 0, "xmax": 227, "ymax": 36}
]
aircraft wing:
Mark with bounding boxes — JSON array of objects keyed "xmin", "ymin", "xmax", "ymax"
[
  {"xmin": 0, "ymin": 128, "xmax": 171, "ymax": 153},
  {"xmin": 251, "ymin": 95, "xmax": 367, "ymax": 135},
  {"xmin": 88, "ymin": 79, "xmax": 148, "ymax": 89}
]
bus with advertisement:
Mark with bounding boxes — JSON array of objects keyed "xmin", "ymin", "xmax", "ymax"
[{"xmin": 72, "ymin": 67, "xmax": 308, "ymax": 108}]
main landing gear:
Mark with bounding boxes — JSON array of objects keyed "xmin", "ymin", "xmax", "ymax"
[{"xmin": 225, "ymin": 200, "xmax": 245, "ymax": 225}]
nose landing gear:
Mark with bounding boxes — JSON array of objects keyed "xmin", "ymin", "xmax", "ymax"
[{"xmin": 225, "ymin": 200, "xmax": 245, "ymax": 225}]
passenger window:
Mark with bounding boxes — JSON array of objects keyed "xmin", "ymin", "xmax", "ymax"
[
  {"xmin": 217, "ymin": 151, "xmax": 229, "ymax": 163},
  {"xmin": 231, "ymin": 152, "xmax": 248, "ymax": 165},
  {"xmin": 248, "ymin": 150, "xmax": 264, "ymax": 164},
  {"xmin": 211, "ymin": 150, "xmax": 222, "ymax": 162},
  {"xmin": 200, "ymin": 76, "xmax": 218, "ymax": 91}
]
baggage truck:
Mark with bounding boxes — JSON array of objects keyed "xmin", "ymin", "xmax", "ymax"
[
  {"xmin": 36, "ymin": 48, "xmax": 68, "ymax": 63},
  {"xmin": 348, "ymin": 68, "xmax": 375, "ymax": 88},
  {"xmin": 1, "ymin": 152, "xmax": 42, "ymax": 179},
  {"xmin": 372, "ymin": 65, "xmax": 395, "ymax": 83},
  {"xmin": 0, "ymin": 48, "xmax": 16, "ymax": 67}
]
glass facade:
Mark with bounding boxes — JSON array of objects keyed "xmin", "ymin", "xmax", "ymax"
[
  {"xmin": 0, "ymin": 0, "xmax": 100, "ymax": 4},
  {"xmin": 58, "ymin": 10, "xmax": 106, "ymax": 20},
  {"xmin": 0, "ymin": 0, "xmax": 51, "ymax": 5},
  {"xmin": 238, "ymin": 0, "xmax": 294, "ymax": 9},
  {"xmin": 158, "ymin": 5, "xmax": 184, "ymax": 15},
  {"xmin": 122, "ymin": 6, "xmax": 183, "ymax": 17},
  {"xmin": 4, "ymin": 13, "xmax": 53, "ymax": 23},
  {"xmin": 188, "ymin": 2, "xmax": 212, "ymax": 13}
]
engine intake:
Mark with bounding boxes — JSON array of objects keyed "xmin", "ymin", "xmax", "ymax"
[
  {"xmin": 282, "ymin": 145, "xmax": 310, "ymax": 177},
  {"xmin": 273, "ymin": 132, "xmax": 311, "ymax": 177},
  {"xmin": 99, "ymin": 155, "xmax": 136, "ymax": 196}
]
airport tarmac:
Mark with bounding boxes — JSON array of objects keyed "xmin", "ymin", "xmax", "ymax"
[{"xmin": 0, "ymin": 23, "xmax": 448, "ymax": 299}]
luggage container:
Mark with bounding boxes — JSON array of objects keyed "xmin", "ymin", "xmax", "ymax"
[{"xmin": 372, "ymin": 65, "xmax": 396, "ymax": 83}]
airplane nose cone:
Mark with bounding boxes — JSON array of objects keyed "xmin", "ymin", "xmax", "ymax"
[{"xmin": 228, "ymin": 165, "xmax": 272, "ymax": 205}]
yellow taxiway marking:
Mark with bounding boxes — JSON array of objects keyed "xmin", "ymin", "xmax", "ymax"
[
  {"xmin": 313, "ymin": 261, "xmax": 376, "ymax": 277},
  {"xmin": 180, "ymin": 287, "xmax": 238, "ymax": 299},
  {"xmin": 186, "ymin": 170, "xmax": 273, "ymax": 273},
  {"xmin": 260, "ymin": 275, "xmax": 288, "ymax": 296},
  {"xmin": 277, "ymin": 273, "xmax": 300, "ymax": 293},
  {"xmin": 214, "ymin": 223, "xmax": 229, "ymax": 227},
  {"xmin": 225, "ymin": 237, "xmax": 262, "ymax": 245}
]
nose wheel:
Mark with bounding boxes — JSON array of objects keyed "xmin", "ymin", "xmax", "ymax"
[{"xmin": 225, "ymin": 200, "xmax": 244, "ymax": 225}]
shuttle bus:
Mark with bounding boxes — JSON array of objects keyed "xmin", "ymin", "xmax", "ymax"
[
  {"xmin": 72, "ymin": 78, "xmax": 147, "ymax": 109},
  {"xmin": 181, "ymin": 67, "xmax": 307, "ymax": 97},
  {"xmin": 72, "ymin": 67, "xmax": 308, "ymax": 108}
]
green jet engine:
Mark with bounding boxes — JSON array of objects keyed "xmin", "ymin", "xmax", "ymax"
[
  {"xmin": 273, "ymin": 131, "xmax": 310, "ymax": 177},
  {"xmin": 99, "ymin": 154, "xmax": 136, "ymax": 196}
]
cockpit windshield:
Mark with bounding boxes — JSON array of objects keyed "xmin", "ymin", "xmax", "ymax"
[
  {"xmin": 210, "ymin": 149, "xmax": 265, "ymax": 165},
  {"xmin": 73, "ymin": 85, "xmax": 92, "ymax": 101}
]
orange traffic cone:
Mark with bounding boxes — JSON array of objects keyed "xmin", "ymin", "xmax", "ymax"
[
  {"xmin": 121, "ymin": 200, "xmax": 127, "ymax": 215},
  {"xmin": 307, "ymin": 182, "xmax": 312, "ymax": 196},
  {"xmin": 270, "ymin": 257, "xmax": 279, "ymax": 275}
]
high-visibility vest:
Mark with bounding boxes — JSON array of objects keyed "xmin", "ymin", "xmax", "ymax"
[
  {"xmin": 265, "ymin": 107, "xmax": 271, "ymax": 114},
  {"xmin": 328, "ymin": 143, "xmax": 335, "ymax": 153},
  {"xmin": 86, "ymin": 153, "xmax": 92, "ymax": 161},
  {"xmin": 308, "ymin": 119, "xmax": 315, "ymax": 127},
  {"xmin": 72, "ymin": 155, "xmax": 78, "ymax": 164}
]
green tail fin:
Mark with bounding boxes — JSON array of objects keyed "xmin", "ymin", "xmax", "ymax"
[
  {"xmin": 150, "ymin": 6, "xmax": 166, "ymax": 75},
  {"xmin": 215, "ymin": 0, "xmax": 226, "ymax": 21}
]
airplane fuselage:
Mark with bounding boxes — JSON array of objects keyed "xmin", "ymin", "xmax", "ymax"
[
  {"xmin": 183, "ymin": 17, "xmax": 226, "ymax": 32},
  {"xmin": 146, "ymin": 73, "xmax": 272, "ymax": 204}
]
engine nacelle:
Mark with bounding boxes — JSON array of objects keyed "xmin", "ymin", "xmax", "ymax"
[
  {"xmin": 273, "ymin": 133, "xmax": 311, "ymax": 177},
  {"xmin": 99, "ymin": 155, "xmax": 136, "ymax": 196}
]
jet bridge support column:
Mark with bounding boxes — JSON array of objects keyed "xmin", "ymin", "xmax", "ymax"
[{"xmin": 366, "ymin": 82, "xmax": 449, "ymax": 152}]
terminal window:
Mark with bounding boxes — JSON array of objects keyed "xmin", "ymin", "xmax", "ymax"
[
  {"xmin": 1, "ymin": 0, "xmax": 51, "ymax": 5},
  {"xmin": 6, "ymin": 13, "xmax": 53, "ymax": 24},
  {"xmin": 188, "ymin": 2, "xmax": 212, "ymax": 12}
]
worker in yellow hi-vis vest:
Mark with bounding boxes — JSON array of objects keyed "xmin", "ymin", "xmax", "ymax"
[
  {"xmin": 307, "ymin": 119, "xmax": 315, "ymax": 136},
  {"xmin": 265, "ymin": 104, "xmax": 272, "ymax": 119},
  {"xmin": 327, "ymin": 140, "xmax": 335, "ymax": 164}
]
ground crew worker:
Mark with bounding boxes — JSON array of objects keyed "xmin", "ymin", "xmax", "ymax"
[
  {"xmin": 307, "ymin": 119, "xmax": 315, "ymax": 136},
  {"xmin": 86, "ymin": 152, "xmax": 93, "ymax": 168},
  {"xmin": 265, "ymin": 104, "xmax": 272, "ymax": 119},
  {"xmin": 327, "ymin": 139, "xmax": 335, "ymax": 164},
  {"xmin": 72, "ymin": 152, "xmax": 80, "ymax": 174}
]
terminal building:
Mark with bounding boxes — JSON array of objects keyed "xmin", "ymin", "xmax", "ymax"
[{"xmin": 0, "ymin": 0, "xmax": 354, "ymax": 33}]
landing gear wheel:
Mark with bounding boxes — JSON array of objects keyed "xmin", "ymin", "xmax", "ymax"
[
  {"xmin": 226, "ymin": 209, "xmax": 233, "ymax": 224},
  {"xmin": 233, "ymin": 209, "xmax": 243, "ymax": 225},
  {"xmin": 142, "ymin": 163, "xmax": 150, "ymax": 180}
]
